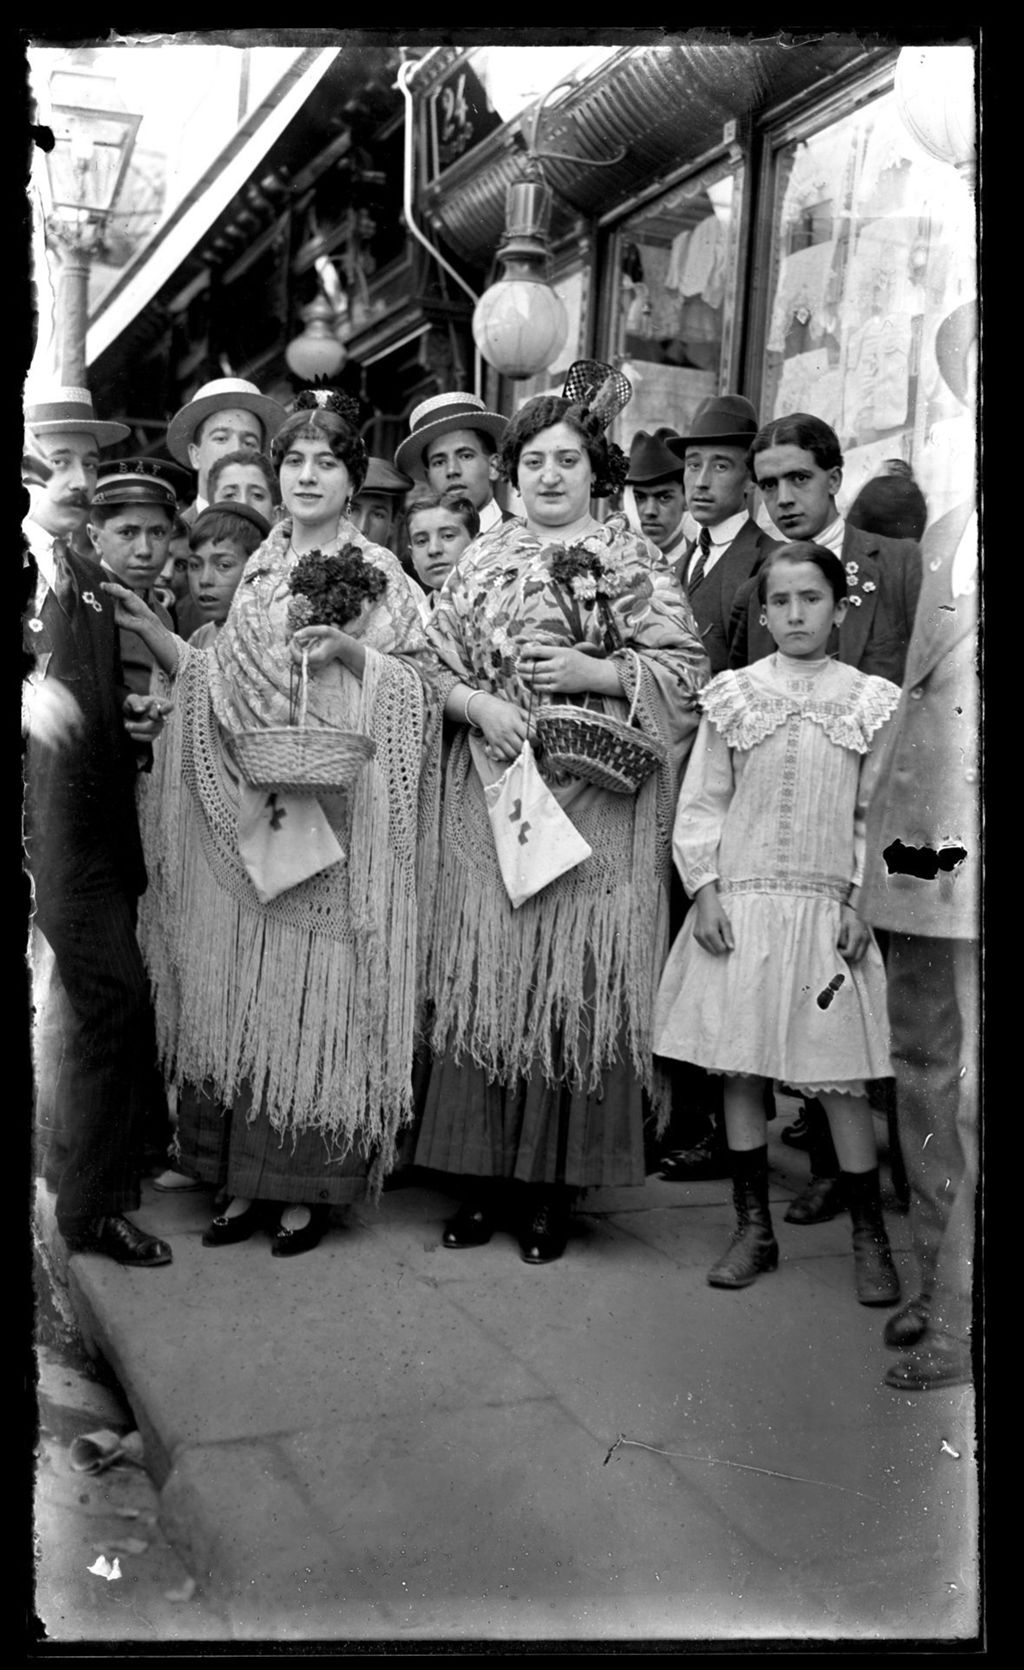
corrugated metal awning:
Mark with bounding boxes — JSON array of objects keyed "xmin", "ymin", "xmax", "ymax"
[{"xmin": 421, "ymin": 36, "xmax": 883, "ymax": 264}]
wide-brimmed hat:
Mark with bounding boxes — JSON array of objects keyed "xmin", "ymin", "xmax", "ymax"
[
  {"xmin": 356, "ymin": 456, "xmax": 414, "ymax": 498},
  {"xmin": 166, "ymin": 377, "xmax": 287, "ymax": 466},
  {"xmin": 626, "ymin": 428, "xmax": 685, "ymax": 485},
  {"xmin": 669, "ymin": 394, "xmax": 760, "ymax": 455},
  {"xmin": 192, "ymin": 501, "xmax": 271, "ymax": 543},
  {"xmin": 394, "ymin": 392, "xmax": 507, "ymax": 480},
  {"xmin": 92, "ymin": 457, "xmax": 192, "ymax": 512},
  {"xmin": 935, "ymin": 299, "xmax": 978, "ymax": 407},
  {"xmin": 24, "ymin": 385, "xmax": 129, "ymax": 447}
]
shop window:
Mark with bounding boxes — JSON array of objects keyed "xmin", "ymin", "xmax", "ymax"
[
  {"xmin": 761, "ymin": 84, "xmax": 975, "ymax": 525},
  {"xmin": 605, "ymin": 158, "xmax": 744, "ymax": 451}
]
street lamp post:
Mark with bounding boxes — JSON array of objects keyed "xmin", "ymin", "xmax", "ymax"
[{"xmin": 40, "ymin": 58, "xmax": 141, "ymax": 388}]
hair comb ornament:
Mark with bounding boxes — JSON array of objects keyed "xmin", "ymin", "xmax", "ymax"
[
  {"xmin": 561, "ymin": 360, "xmax": 632, "ymax": 431},
  {"xmin": 292, "ymin": 387, "xmax": 361, "ymax": 428}
]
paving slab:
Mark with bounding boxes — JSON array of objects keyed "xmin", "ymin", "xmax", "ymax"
[{"xmin": 50, "ymin": 1137, "xmax": 978, "ymax": 1644}]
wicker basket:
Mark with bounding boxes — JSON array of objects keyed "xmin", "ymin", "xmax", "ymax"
[
  {"xmin": 535, "ymin": 648, "xmax": 667, "ymax": 795},
  {"xmin": 229, "ymin": 646, "xmax": 375, "ymax": 796}
]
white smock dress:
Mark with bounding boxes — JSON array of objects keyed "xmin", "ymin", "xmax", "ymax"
[{"xmin": 653, "ymin": 652, "xmax": 900, "ymax": 1095}]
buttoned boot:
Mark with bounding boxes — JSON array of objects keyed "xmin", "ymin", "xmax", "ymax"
[
  {"xmin": 844, "ymin": 1167, "xmax": 901, "ymax": 1306},
  {"xmin": 707, "ymin": 1146, "xmax": 779, "ymax": 1289}
]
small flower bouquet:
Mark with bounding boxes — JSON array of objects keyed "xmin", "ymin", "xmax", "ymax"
[
  {"xmin": 286, "ymin": 545, "xmax": 388, "ymax": 634},
  {"xmin": 547, "ymin": 539, "xmax": 631, "ymax": 654}
]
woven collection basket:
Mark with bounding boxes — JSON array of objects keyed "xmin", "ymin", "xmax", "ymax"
[
  {"xmin": 535, "ymin": 648, "xmax": 667, "ymax": 795},
  {"xmin": 229, "ymin": 646, "xmax": 375, "ymax": 796}
]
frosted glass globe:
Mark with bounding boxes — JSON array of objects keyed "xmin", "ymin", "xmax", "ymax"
[{"xmin": 472, "ymin": 279, "xmax": 569, "ymax": 380}]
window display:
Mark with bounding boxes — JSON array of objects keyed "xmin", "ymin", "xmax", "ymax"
[
  {"xmin": 762, "ymin": 85, "xmax": 975, "ymax": 524},
  {"xmin": 607, "ymin": 161, "xmax": 744, "ymax": 451}
]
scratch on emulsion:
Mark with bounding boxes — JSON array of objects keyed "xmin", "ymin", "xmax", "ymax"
[{"xmin": 603, "ymin": 1434, "xmax": 880, "ymax": 1502}]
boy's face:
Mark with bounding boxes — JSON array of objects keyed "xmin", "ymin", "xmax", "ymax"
[
  {"xmin": 160, "ymin": 534, "xmax": 191, "ymax": 603},
  {"xmin": 408, "ymin": 506, "xmax": 473, "ymax": 591},
  {"xmin": 423, "ymin": 429, "xmax": 495, "ymax": 511},
  {"xmin": 187, "ymin": 536, "xmax": 247, "ymax": 625},
  {"xmin": 87, "ymin": 505, "xmax": 174, "ymax": 593},
  {"xmin": 213, "ymin": 460, "xmax": 275, "ymax": 521}
]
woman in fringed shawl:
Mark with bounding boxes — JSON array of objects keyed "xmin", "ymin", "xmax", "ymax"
[
  {"xmin": 416, "ymin": 366, "xmax": 710, "ymax": 1264},
  {"xmin": 107, "ymin": 392, "xmax": 442, "ymax": 1257}
]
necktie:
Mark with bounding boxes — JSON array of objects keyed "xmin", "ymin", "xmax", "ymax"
[
  {"xmin": 688, "ymin": 525, "xmax": 712, "ymax": 594},
  {"xmin": 52, "ymin": 537, "xmax": 78, "ymax": 616}
]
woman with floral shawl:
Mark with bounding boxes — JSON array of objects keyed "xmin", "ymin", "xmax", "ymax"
[
  {"xmin": 109, "ymin": 391, "xmax": 441, "ymax": 1257},
  {"xmin": 416, "ymin": 367, "xmax": 710, "ymax": 1264}
]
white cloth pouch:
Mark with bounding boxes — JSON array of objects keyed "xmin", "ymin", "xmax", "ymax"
[{"xmin": 484, "ymin": 738, "xmax": 592, "ymax": 909}]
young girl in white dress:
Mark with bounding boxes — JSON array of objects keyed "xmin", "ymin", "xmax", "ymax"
[{"xmin": 654, "ymin": 542, "xmax": 902, "ymax": 1305}]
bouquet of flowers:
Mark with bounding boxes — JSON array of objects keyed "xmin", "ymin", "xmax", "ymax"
[
  {"xmin": 547, "ymin": 539, "xmax": 631, "ymax": 654},
  {"xmin": 286, "ymin": 545, "xmax": 388, "ymax": 634}
]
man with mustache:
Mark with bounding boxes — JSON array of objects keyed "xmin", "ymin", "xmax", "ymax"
[{"xmin": 24, "ymin": 386, "xmax": 173, "ymax": 1267}]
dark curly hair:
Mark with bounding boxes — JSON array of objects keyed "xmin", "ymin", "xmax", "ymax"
[
  {"xmin": 496, "ymin": 396, "xmax": 629, "ymax": 500},
  {"xmin": 271, "ymin": 407, "xmax": 368, "ymax": 497}
]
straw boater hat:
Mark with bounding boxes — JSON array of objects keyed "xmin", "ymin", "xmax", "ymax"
[
  {"xmin": 394, "ymin": 392, "xmax": 507, "ymax": 481},
  {"xmin": 668, "ymin": 393, "xmax": 760, "ymax": 455},
  {"xmin": 166, "ymin": 377, "xmax": 287, "ymax": 466},
  {"xmin": 357, "ymin": 456, "xmax": 414, "ymax": 497},
  {"xmin": 91, "ymin": 457, "xmax": 191, "ymax": 512},
  {"xmin": 25, "ymin": 385, "xmax": 129, "ymax": 447},
  {"xmin": 625, "ymin": 428, "xmax": 686, "ymax": 485}
]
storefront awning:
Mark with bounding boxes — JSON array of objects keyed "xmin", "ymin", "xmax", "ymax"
[{"xmin": 86, "ymin": 47, "xmax": 339, "ymax": 367}]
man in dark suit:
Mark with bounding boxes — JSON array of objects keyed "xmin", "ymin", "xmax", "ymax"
[
  {"xmin": 730, "ymin": 413, "xmax": 922, "ymax": 682},
  {"xmin": 24, "ymin": 387, "xmax": 173, "ymax": 1267},
  {"xmin": 860, "ymin": 300, "xmax": 979, "ymax": 1392},
  {"xmin": 655, "ymin": 396, "xmax": 779, "ymax": 1184},
  {"xmin": 670, "ymin": 395, "xmax": 779, "ymax": 677}
]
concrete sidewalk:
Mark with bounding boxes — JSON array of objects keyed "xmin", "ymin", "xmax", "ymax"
[{"xmin": 42, "ymin": 1128, "xmax": 979, "ymax": 1645}]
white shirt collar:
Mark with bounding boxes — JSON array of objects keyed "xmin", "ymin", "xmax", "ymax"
[
  {"xmin": 477, "ymin": 497, "xmax": 502, "ymax": 533},
  {"xmin": 701, "ymin": 508, "xmax": 749, "ymax": 548},
  {"xmin": 807, "ymin": 514, "xmax": 845, "ymax": 557},
  {"xmin": 23, "ymin": 515, "xmax": 61, "ymax": 590}
]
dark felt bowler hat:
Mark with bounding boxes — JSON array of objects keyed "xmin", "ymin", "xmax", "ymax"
[
  {"xmin": 357, "ymin": 456, "xmax": 414, "ymax": 497},
  {"xmin": 193, "ymin": 501, "xmax": 271, "ymax": 542},
  {"xmin": 625, "ymin": 429, "xmax": 686, "ymax": 485},
  {"xmin": 92, "ymin": 457, "xmax": 191, "ymax": 511},
  {"xmin": 669, "ymin": 394, "xmax": 760, "ymax": 454}
]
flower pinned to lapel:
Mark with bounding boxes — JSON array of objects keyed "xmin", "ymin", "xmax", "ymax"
[
  {"xmin": 28, "ymin": 617, "xmax": 44, "ymax": 633},
  {"xmin": 848, "ymin": 593, "xmax": 863, "ymax": 606},
  {"xmin": 845, "ymin": 561, "xmax": 859, "ymax": 579},
  {"xmin": 862, "ymin": 579, "xmax": 876, "ymax": 593},
  {"xmin": 81, "ymin": 591, "xmax": 103, "ymax": 613}
]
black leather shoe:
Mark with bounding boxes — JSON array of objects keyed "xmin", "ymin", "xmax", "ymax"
[
  {"xmin": 62, "ymin": 1214, "xmax": 172, "ymax": 1267},
  {"xmin": 442, "ymin": 1200, "xmax": 496, "ymax": 1249},
  {"xmin": 659, "ymin": 1131, "xmax": 730, "ymax": 1181},
  {"xmin": 883, "ymin": 1293, "xmax": 931, "ymax": 1349},
  {"xmin": 202, "ymin": 1200, "xmax": 264, "ymax": 1247},
  {"xmin": 519, "ymin": 1197, "xmax": 571, "ymax": 1265},
  {"xmin": 883, "ymin": 1331, "xmax": 972, "ymax": 1392},
  {"xmin": 270, "ymin": 1204, "xmax": 331, "ymax": 1259},
  {"xmin": 784, "ymin": 1174, "xmax": 844, "ymax": 1224}
]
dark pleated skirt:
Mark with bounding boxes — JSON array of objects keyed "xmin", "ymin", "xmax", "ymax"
[
  {"xmin": 413, "ymin": 1046, "xmax": 646, "ymax": 1189},
  {"xmin": 174, "ymin": 1079, "xmax": 371, "ymax": 1206}
]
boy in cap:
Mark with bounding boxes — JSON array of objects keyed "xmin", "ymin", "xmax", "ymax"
[
  {"xmin": 350, "ymin": 456, "xmax": 414, "ymax": 551},
  {"xmin": 625, "ymin": 427, "xmax": 690, "ymax": 565},
  {"xmin": 184, "ymin": 502, "xmax": 271, "ymax": 648},
  {"xmin": 166, "ymin": 376, "xmax": 286, "ymax": 525},
  {"xmin": 395, "ymin": 392, "xmax": 512, "ymax": 533},
  {"xmin": 86, "ymin": 459, "xmax": 182, "ymax": 697},
  {"xmin": 23, "ymin": 387, "xmax": 172, "ymax": 1266}
]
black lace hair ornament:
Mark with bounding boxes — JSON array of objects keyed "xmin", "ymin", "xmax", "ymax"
[
  {"xmin": 290, "ymin": 387, "xmax": 361, "ymax": 429},
  {"xmin": 561, "ymin": 361, "xmax": 632, "ymax": 432}
]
